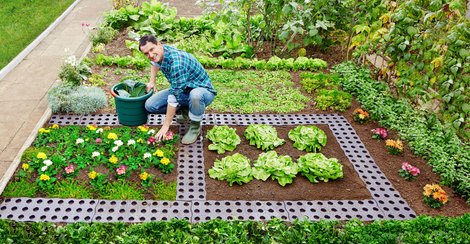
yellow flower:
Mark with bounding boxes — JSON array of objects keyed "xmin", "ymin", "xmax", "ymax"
[
  {"xmin": 395, "ymin": 139, "xmax": 404, "ymax": 150},
  {"xmin": 136, "ymin": 138, "xmax": 144, "ymax": 143},
  {"xmin": 39, "ymin": 174, "xmax": 50, "ymax": 181},
  {"xmin": 423, "ymin": 184, "xmax": 434, "ymax": 197},
  {"xmin": 161, "ymin": 157, "xmax": 170, "ymax": 165},
  {"xmin": 107, "ymin": 132, "xmax": 118, "ymax": 140},
  {"xmin": 359, "ymin": 114, "xmax": 366, "ymax": 119},
  {"xmin": 138, "ymin": 126, "xmax": 148, "ymax": 132},
  {"xmin": 140, "ymin": 172, "xmax": 150, "ymax": 181},
  {"xmin": 50, "ymin": 124, "xmax": 59, "ymax": 129},
  {"xmin": 109, "ymin": 155, "xmax": 118, "ymax": 164},
  {"xmin": 38, "ymin": 128, "xmax": 50, "ymax": 134},
  {"xmin": 88, "ymin": 171, "xmax": 98, "ymax": 180},
  {"xmin": 36, "ymin": 152, "xmax": 47, "ymax": 160},
  {"xmin": 153, "ymin": 149, "xmax": 164, "ymax": 157},
  {"xmin": 87, "ymin": 125, "xmax": 97, "ymax": 131},
  {"xmin": 22, "ymin": 163, "xmax": 29, "ymax": 170}
]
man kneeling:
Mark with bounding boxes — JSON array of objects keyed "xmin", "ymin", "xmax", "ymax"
[{"xmin": 139, "ymin": 35, "xmax": 216, "ymax": 144}]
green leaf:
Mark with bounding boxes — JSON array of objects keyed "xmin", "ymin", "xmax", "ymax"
[
  {"xmin": 407, "ymin": 26, "xmax": 418, "ymax": 36},
  {"xmin": 206, "ymin": 125, "xmax": 241, "ymax": 154},
  {"xmin": 462, "ymin": 103, "xmax": 470, "ymax": 113}
]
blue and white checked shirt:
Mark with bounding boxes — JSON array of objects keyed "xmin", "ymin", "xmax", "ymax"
[{"xmin": 151, "ymin": 45, "xmax": 216, "ymax": 107}]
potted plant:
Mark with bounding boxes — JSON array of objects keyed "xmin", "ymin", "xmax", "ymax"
[{"xmin": 111, "ymin": 79, "xmax": 153, "ymax": 126}]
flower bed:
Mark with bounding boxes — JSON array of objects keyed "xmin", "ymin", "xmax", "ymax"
[{"xmin": 4, "ymin": 125, "xmax": 179, "ymax": 200}]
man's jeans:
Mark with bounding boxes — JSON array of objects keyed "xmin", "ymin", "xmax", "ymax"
[{"xmin": 145, "ymin": 88, "xmax": 215, "ymax": 122}]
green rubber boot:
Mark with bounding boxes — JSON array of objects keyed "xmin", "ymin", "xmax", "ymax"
[
  {"xmin": 176, "ymin": 107, "xmax": 190, "ymax": 124},
  {"xmin": 181, "ymin": 121, "xmax": 201, "ymax": 144}
]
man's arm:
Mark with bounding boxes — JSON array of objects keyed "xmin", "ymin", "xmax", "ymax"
[
  {"xmin": 155, "ymin": 103, "xmax": 177, "ymax": 141},
  {"xmin": 146, "ymin": 65, "xmax": 159, "ymax": 92}
]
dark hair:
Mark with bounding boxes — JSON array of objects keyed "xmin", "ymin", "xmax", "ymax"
[{"xmin": 139, "ymin": 35, "xmax": 158, "ymax": 51}]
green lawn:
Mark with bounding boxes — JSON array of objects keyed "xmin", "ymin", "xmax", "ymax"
[{"xmin": 0, "ymin": 0, "xmax": 75, "ymax": 69}]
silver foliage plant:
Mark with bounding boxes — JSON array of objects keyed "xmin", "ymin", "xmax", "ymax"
[{"xmin": 48, "ymin": 84, "xmax": 107, "ymax": 114}]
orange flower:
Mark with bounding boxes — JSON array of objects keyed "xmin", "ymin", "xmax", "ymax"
[{"xmin": 433, "ymin": 191, "xmax": 448, "ymax": 204}]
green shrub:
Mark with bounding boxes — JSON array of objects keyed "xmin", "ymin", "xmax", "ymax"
[
  {"xmin": 89, "ymin": 25, "xmax": 118, "ymax": 46},
  {"xmin": 47, "ymin": 84, "xmax": 107, "ymax": 114},
  {"xmin": 314, "ymin": 89, "xmax": 352, "ymax": 112},
  {"xmin": 58, "ymin": 56, "xmax": 91, "ymax": 86}
]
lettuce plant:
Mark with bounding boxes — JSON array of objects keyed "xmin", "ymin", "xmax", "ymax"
[
  {"xmin": 244, "ymin": 124, "xmax": 285, "ymax": 151},
  {"xmin": 288, "ymin": 125, "xmax": 327, "ymax": 152},
  {"xmin": 206, "ymin": 125, "xmax": 241, "ymax": 154},
  {"xmin": 297, "ymin": 153, "xmax": 343, "ymax": 183},
  {"xmin": 208, "ymin": 153, "xmax": 253, "ymax": 186},
  {"xmin": 252, "ymin": 151, "xmax": 298, "ymax": 186}
]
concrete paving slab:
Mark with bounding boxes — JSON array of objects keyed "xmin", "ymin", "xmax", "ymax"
[
  {"xmin": 0, "ymin": 101, "xmax": 39, "ymax": 121},
  {"xmin": 0, "ymin": 123, "xmax": 22, "ymax": 152},
  {"xmin": 0, "ymin": 148, "xmax": 20, "ymax": 162},
  {"xmin": 0, "ymin": 161, "xmax": 11, "ymax": 181}
]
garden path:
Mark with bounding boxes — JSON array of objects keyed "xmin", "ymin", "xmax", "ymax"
[{"xmin": 0, "ymin": 0, "xmax": 111, "ymax": 188}]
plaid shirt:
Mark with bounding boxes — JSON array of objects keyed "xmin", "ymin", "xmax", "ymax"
[{"xmin": 151, "ymin": 45, "xmax": 216, "ymax": 103}]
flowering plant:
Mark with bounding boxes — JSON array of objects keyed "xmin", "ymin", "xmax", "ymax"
[
  {"xmin": 139, "ymin": 171, "xmax": 153, "ymax": 188},
  {"xmin": 398, "ymin": 162, "xmax": 420, "ymax": 180},
  {"xmin": 385, "ymin": 139, "xmax": 404, "ymax": 155},
  {"xmin": 371, "ymin": 127, "xmax": 388, "ymax": 140},
  {"xmin": 423, "ymin": 184, "xmax": 448, "ymax": 208},
  {"xmin": 115, "ymin": 165, "xmax": 130, "ymax": 179},
  {"xmin": 88, "ymin": 170, "xmax": 107, "ymax": 193},
  {"xmin": 36, "ymin": 174, "xmax": 56, "ymax": 191},
  {"xmin": 353, "ymin": 108, "xmax": 369, "ymax": 124},
  {"xmin": 63, "ymin": 164, "xmax": 78, "ymax": 179}
]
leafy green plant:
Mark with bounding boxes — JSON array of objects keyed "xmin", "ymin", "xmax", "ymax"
[
  {"xmin": 114, "ymin": 79, "xmax": 147, "ymax": 97},
  {"xmin": 252, "ymin": 151, "xmax": 298, "ymax": 186},
  {"xmin": 244, "ymin": 124, "xmax": 285, "ymax": 151},
  {"xmin": 288, "ymin": 125, "xmax": 327, "ymax": 152},
  {"xmin": 300, "ymin": 72, "xmax": 340, "ymax": 93},
  {"xmin": 314, "ymin": 89, "xmax": 352, "ymax": 112},
  {"xmin": 86, "ymin": 73, "xmax": 107, "ymax": 87},
  {"xmin": 297, "ymin": 153, "xmax": 343, "ymax": 184},
  {"xmin": 89, "ymin": 25, "xmax": 118, "ymax": 46},
  {"xmin": 58, "ymin": 56, "xmax": 91, "ymax": 87},
  {"xmin": 208, "ymin": 153, "xmax": 253, "ymax": 186},
  {"xmin": 206, "ymin": 125, "xmax": 241, "ymax": 154}
]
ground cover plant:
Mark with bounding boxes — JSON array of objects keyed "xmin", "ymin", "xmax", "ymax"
[
  {"xmin": 0, "ymin": 0, "xmax": 74, "ymax": 69},
  {"xmin": 2, "ymin": 125, "xmax": 179, "ymax": 200}
]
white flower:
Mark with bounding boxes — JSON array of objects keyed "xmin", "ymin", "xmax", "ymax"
[
  {"xmin": 143, "ymin": 153, "xmax": 152, "ymax": 159},
  {"xmin": 76, "ymin": 138, "xmax": 84, "ymax": 144},
  {"xmin": 147, "ymin": 129, "xmax": 155, "ymax": 135},
  {"xmin": 114, "ymin": 140, "xmax": 123, "ymax": 147},
  {"xmin": 96, "ymin": 128, "xmax": 103, "ymax": 134},
  {"xmin": 127, "ymin": 139, "xmax": 136, "ymax": 146},
  {"xmin": 112, "ymin": 146, "xmax": 119, "ymax": 152},
  {"xmin": 41, "ymin": 166, "xmax": 48, "ymax": 172},
  {"xmin": 43, "ymin": 160, "xmax": 53, "ymax": 166},
  {"xmin": 92, "ymin": 151, "xmax": 100, "ymax": 158}
]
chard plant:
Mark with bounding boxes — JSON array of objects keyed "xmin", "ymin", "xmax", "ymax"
[
  {"xmin": 288, "ymin": 125, "xmax": 327, "ymax": 153},
  {"xmin": 244, "ymin": 124, "xmax": 285, "ymax": 151},
  {"xmin": 297, "ymin": 153, "xmax": 343, "ymax": 184},
  {"xmin": 208, "ymin": 153, "xmax": 253, "ymax": 186},
  {"xmin": 206, "ymin": 125, "xmax": 241, "ymax": 154},
  {"xmin": 252, "ymin": 151, "xmax": 298, "ymax": 186}
]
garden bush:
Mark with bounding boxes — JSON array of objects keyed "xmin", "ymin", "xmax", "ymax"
[{"xmin": 47, "ymin": 84, "xmax": 107, "ymax": 114}]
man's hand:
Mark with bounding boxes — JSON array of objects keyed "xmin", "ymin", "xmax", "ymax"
[
  {"xmin": 146, "ymin": 82, "xmax": 156, "ymax": 93},
  {"xmin": 155, "ymin": 124, "xmax": 169, "ymax": 141}
]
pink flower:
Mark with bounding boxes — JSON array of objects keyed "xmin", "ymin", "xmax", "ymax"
[
  {"xmin": 409, "ymin": 166, "xmax": 420, "ymax": 176},
  {"xmin": 86, "ymin": 23, "xmax": 90, "ymax": 27},
  {"xmin": 401, "ymin": 162, "xmax": 411, "ymax": 171},
  {"xmin": 164, "ymin": 131, "xmax": 174, "ymax": 141},
  {"xmin": 116, "ymin": 165, "xmax": 127, "ymax": 175},
  {"xmin": 96, "ymin": 138, "xmax": 102, "ymax": 144},
  {"xmin": 81, "ymin": 22, "xmax": 85, "ymax": 27},
  {"xmin": 65, "ymin": 165, "xmax": 75, "ymax": 174},
  {"xmin": 147, "ymin": 137, "xmax": 156, "ymax": 145}
]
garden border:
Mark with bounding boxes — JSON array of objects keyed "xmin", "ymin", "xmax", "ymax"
[{"xmin": 0, "ymin": 113, "xmax": 416, "ymax": 222}]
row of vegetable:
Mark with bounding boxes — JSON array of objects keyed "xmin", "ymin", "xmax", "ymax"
[{"xmin": 206, "ymin": 124, "xmax": 343, "ymax": 186}]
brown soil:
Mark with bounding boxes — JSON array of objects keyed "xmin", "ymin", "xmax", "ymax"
[{"xmin": 204, "ymin": 125, "xmax": 371, "ymax": 201}]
